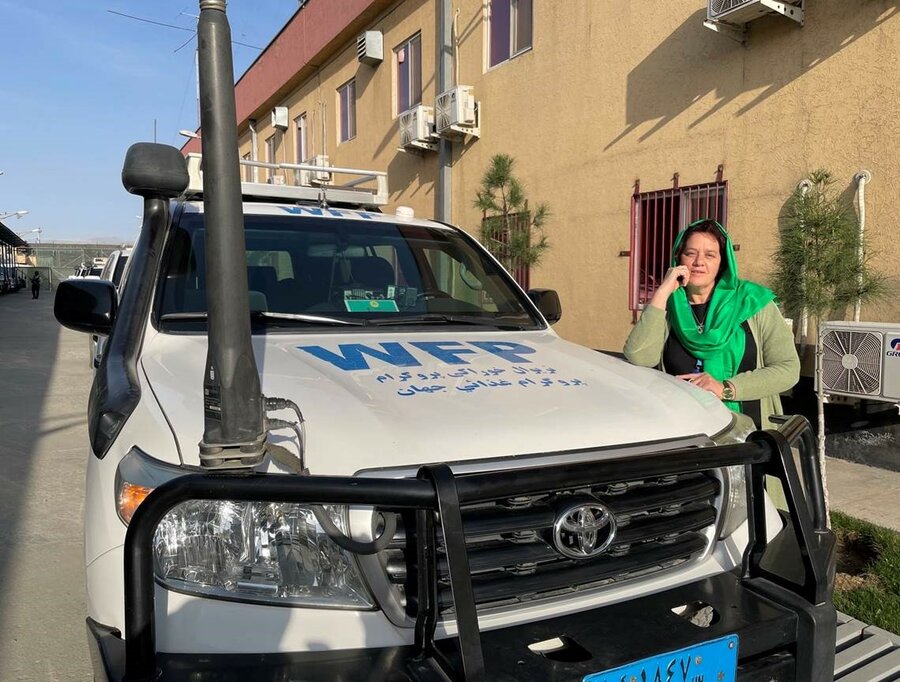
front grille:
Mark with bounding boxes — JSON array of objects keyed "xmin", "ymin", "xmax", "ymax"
[{"xmin": 377, "ymin": 471, "xmax": 721, "ymax": 615}]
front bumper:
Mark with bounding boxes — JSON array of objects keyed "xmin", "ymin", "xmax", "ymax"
[
  {"xmin": 109, "ymin": 416, "xmax": 835, "ymax": 681},
  {"xmin": 88, "ymin": 569, "xmax": 835, "ymax": 681}
]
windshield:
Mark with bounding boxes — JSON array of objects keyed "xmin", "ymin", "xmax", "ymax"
[{"xmin": 156, "ymin": 212, "xmax": 541, "ymax": 331}]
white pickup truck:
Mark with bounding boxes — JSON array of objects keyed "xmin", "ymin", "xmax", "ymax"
[{"xmin": 53, "ymin": 3, "xmax": 835, "ymax": 681}]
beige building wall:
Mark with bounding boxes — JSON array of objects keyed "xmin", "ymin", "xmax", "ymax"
[{"xmin": 239, "ymin": 0, "xmax": 900, "ymax": 353}]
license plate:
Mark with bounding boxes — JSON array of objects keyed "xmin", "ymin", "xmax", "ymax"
[{"xmin": 583, "ymin": 634, "xmax": 738, "ymax": 682}]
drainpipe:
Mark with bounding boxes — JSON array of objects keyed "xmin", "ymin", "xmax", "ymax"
[
  {"xmin": 249, "ymin": 119, "xmax": 259, "ymax": 183},
  {"xmin": 797, "ymin": 179, "xmax": 812, "ymax": 345},
  {"xmin": 853, "ymin": 170, "xmax": 871, "ymax": 322},
  {"xmin": 436, "ymin": 0, "xmax": 452, "ymax": 222}
]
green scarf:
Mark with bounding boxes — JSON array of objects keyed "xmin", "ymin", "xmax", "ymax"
[{"xmin": 666, "ymin": 222, "xmax": 775, "ymax": 412}]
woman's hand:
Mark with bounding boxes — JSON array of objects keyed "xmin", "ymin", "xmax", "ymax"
[
  {"xmin": 648, "ymin": 265, "xmax": 690, "ymax": 310},
  {"xmin": 676, "ymin": 372, "xmax": 724, "ymax": 399}
]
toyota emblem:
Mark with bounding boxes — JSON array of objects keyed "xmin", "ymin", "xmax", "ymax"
[{"xmin": 552, "ymin": 500, "xmax": 617, "ymax": 559}]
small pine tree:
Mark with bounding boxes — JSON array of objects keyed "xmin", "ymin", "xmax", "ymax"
[
  {"xmin": 774, "ymin": 169, "xmax": 886, "ymax": 325},
  {"xmin": 773, "ymin": 169, "xmax": 889, "ymax": 519},
  {"xmin": 474, "ymin": 154, "xmax": 550, "ymax": 273}
]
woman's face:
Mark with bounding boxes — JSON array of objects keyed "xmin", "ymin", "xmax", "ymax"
[{"xmin": 679, "ymin": 232, "xmax": 721, "ymax": 290}]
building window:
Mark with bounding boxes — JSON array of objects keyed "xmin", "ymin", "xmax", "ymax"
[
  {"xmin": 489, "ymin": 0, "xmax": 533, "ymax": 68},
  {"xmin": 241, "ymin": 152, "xmax": 252, "ymax": 183},
  {"xmin": 294, "ymin": 113, "xmax": 307, "ymax": 162},
  {"xmin": 629, "ymin": 181, "xmax": 727, "ymax": 310},
  {"xmin": 395, "ymin": 33, "xmax": 422, "ymax": 113},
  {"xmin": 339, "ymin": 80, "xmax": 357, "ymax": 143}
]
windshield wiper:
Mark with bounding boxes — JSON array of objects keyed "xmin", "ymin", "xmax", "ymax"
[
  {"xmin": 369, "ymin": 314, "xmax": 529, "ymax": 330},
  {"xmin": 159, "ymin": 311, "xmax": 366, "ymax": 326}
]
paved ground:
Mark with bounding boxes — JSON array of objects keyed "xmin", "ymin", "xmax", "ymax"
[
  {"xmin": 0, "ymin": 290, "xmax": 895, "ymax": 681},
  {"xmin": 827, "ymin": 456, "xmax": 900, "ymax": 532},
  {"xmin": 0, "ymin": 291, "xmax": 92, "ymax": 681}
]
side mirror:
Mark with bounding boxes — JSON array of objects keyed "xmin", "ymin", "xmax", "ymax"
[
  {"xmin": 54, "ymin": 279, "xmax": 118, "ymax": 336},
  {"xmin": 528, "ymin": 288, "xmax": 562, "ymax": 325}
]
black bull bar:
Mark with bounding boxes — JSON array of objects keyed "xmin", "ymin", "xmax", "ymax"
[{"xmin": 123, "ymin": 416, "xmax": 835, "ymax": 681}]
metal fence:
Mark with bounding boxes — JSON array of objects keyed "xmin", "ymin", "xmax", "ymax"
[{"xmin": 23, "ymin": 242, "xmax": 129, "ymax": 290}]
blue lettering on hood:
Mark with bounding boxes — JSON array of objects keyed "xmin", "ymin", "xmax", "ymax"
[
  {"xmin": 297, "ymin": 341, "xmax": 536, "ymax": 371},
  {"xmin": 281, "ymin": 206, "xmax": 377, "ymax": 219}
]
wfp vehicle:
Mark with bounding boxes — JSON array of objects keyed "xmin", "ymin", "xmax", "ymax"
[{"xmin": 55, "ymin": 3, "xmax": 836, "ymax": 680}]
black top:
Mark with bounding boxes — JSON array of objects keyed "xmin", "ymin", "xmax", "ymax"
[{"xmin": 663, "ymin": 303, "xmax": 762, "ymax": 427}]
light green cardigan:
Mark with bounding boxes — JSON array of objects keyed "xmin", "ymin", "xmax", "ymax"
[{"xmin": 623, "ymin": 301, "xmax": 800, "ymax": 429}]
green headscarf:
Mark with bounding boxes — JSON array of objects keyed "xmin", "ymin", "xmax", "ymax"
[{"xmin": 667, "ymin": 220, "xmax": 775, "ymax": 411}]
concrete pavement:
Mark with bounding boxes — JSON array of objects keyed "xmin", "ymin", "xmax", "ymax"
[
  {"xmin": 0, "ymin": 291, "xmax": 92, "ymax": 681},
  {"xmin": 827, "ymin": 456, "xmax": 900, "ymax": 532}
]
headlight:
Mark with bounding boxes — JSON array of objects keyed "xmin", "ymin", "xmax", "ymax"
[
  {"xmin": 712, "ymin": 413, "xmax": 755, "ymax": 539},
  {"xmin": 116, "ymin": 448, "xmax": 375, "ymax": 609},
  {"xmin": 154, "ymin": 500, "xmax": 373, "ymax": 608}
]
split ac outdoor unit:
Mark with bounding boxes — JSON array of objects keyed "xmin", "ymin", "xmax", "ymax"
[
  {"xmin": 299, "ymin": 155, "xmax": 332, "ymax": 185},
  {"xmin": 399, "ymin": 105, "xmax": 437, "ymax": 151},
  {"xmin": 819, "ymin": 321, "xmax": 900, "ymax": 403},
  {"xmin": 357, "ymin": 31, "xmax": 383, "ymax": 66},
  {"xmin": 707, "ymin": 0, "xmax": 803, "ymax": 26},
  {"xmin": 434, "ymin": 85, "xmax": 479, "ymax": 138},
  {"xmin": 271, "ymin": 106, "xmax": 289, "ymax": 131}
]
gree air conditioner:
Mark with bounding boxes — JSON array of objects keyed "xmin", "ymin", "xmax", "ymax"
[
  {"xmin": 819, "ymin": 321, "xmax": 900, "ymax": 404},
  {"xmin": 298, "ymin": 155, "xmax": 332, "ymax": 185},
  {"xmin": 434, "ymin": 85, "xmax": 480, "ymax": 138},
  {"xmin": 398, "ymin": 105, "xmax": 437, "ymax": 152},
  {"xmin": 707, "ymin": 0, "xmax": 803, "ymax": 26}
]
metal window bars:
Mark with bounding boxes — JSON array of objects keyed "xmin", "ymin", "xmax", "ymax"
[{"xmin": 629, "ymin": 180, "xmax": 728, "ymax": 311}]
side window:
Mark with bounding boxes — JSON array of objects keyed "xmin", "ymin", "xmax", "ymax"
[
  {"xmin": 630, "ymin": 181, "xmax": 727, "ymax": 310},
  {"xmin": 395, "ymin": 33, "xmax": 422, "ymax": 114},
  {"xmin": 338, "ymin": 80, "xmax": 357, "ymax": 143},
  {"xmin": 488, "ymin": 0, "xmax": 533, "ymax": 68}
]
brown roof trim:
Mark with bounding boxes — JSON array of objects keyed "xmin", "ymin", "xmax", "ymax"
[{"xmin": 182, "ymin": 0, "xmax": 394, "ymax": 155}]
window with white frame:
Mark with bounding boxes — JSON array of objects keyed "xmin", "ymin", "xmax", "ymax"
[
  {"xmin": 488, "ymin": 0, "xmax": 533, "ymax": 68},
  {"xmin": 338, "ymin": 80, "xmax": 356, "ymax": 143},
  {"xmin": 294, "ymin": 113, "xmax": 307, "ymax": 163},
  {"xmin": 395, "ymin": 33, "xmax": 422, "ymax": 114}
]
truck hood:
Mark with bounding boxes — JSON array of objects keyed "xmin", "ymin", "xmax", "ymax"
[{"xmin": 140, "ymin": 330, "xmax": 732, "ymax": 475}]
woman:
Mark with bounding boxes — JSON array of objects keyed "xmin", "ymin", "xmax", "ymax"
[{"xmin": 624, "ymin": 219, "xmax": 799, "ymax": 429}]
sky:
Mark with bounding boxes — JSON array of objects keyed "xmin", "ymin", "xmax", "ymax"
[{"xmin": 0, "ymin": 0, "xmax": 299, "ymax": 244}]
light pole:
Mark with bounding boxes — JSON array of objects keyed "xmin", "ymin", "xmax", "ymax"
[
  {"xmin": 15, "ymin": 227, "xmax": 43, "ymax": 244},
  {"xmin": 0, "ymin": 210, "xmax": 29, "ymax": 221}
]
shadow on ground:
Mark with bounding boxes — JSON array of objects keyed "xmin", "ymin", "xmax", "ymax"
[{"xmin": 0, "ymin": 290, "xmax": 93, "ymax": 679}]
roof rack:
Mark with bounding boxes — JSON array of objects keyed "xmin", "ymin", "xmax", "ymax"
[{"xmin": 183, "ymin": 153, "xmax": 389, "ymax": 206}]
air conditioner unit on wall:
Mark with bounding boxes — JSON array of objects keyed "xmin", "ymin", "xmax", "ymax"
[
  {"xmin": 271, "ymin": 106, "xmax": 289, "ymax": 130},
  {"xmin": 819, "ymin": 321, "xmax": 900, "ymax": 403},
  {"xmin": 399, "ymin": 105, "xmax": 437, "ymax": 152},
  {"xmin": 434, "ymin": 85, "xmax": 480, "ymax": 138},
  {"xmin": 357, "ymin": 31, "xmax": 383, "ymax": 66},
  {"xmin": 707, "ymin": 0, "xmax": 803, "ymax": 25}
]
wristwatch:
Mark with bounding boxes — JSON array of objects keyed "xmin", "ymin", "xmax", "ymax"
[{"xmin": 722, "ymin": 380, "xmax": 736, "ymax": 401}]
